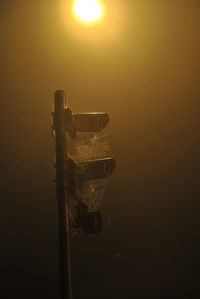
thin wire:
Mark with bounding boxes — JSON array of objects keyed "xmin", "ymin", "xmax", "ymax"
[{"xmin": 9, "ymin": 103, "xmax": 54, "ymax": 178}]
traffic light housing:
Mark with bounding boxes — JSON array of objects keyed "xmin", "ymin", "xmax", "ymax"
[
  {"xmin": 68, "ymin": 157, "xmax": 116, "ymax": 182},
  {"xmin": 73, "ymin": 112, "xmax": 109, "ymax": 132},
  {"xmin": 53, "ymin": 98, "xmax": 116, "ymax": 234},
  {"xmin": 63, "ymin": 108, "xmax": 110, "ymax": 138}
]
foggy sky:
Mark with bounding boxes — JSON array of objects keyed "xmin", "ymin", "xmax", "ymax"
[{"xmin": 1, "ymin": 1, "xmax": 200, "ymax": 298}]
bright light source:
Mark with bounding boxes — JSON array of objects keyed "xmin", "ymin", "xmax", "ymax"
[{"xmin": 73, "ymin": 0, "xmax": 103, "ymax": 23}]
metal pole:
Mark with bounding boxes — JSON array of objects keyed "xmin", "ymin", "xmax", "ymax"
[{"xmin": 54, "ymin": 90, "xmax": 72, "ymax": 299}]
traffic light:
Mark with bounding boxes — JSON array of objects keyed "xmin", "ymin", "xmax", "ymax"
[{"xmin": 63, "ymin": 105, "xmax": 116, "ymax": 234}]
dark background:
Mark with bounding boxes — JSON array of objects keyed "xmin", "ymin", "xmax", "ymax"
[{"xmin": 1, "ymin": 1, "xmax": 200, "ymax": 298}]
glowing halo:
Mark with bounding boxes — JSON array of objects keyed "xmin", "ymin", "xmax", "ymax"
[{"xmin": 73, "ymin": 0, "xmax": 103, "ymax": 23}]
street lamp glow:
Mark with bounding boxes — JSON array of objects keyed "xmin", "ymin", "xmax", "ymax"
[{"xmin": 73, "ymin": 0, "xmax": 103, "ymax": 23}]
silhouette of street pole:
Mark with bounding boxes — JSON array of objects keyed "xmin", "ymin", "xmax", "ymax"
[{"xmin": 53, "ymin": 90, "xmax": 72, "ymax": 299}]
